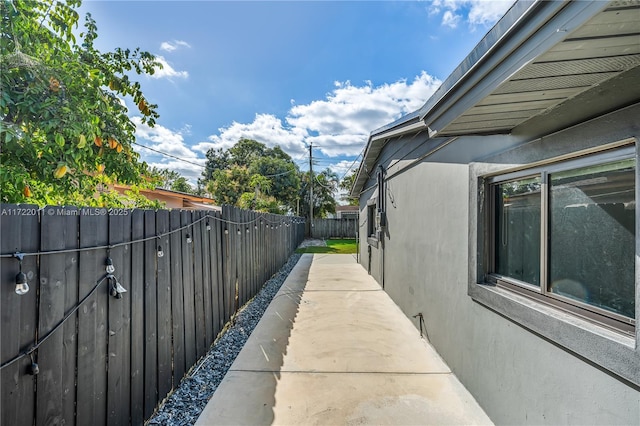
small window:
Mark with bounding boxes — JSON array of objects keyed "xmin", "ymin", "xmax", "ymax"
[
  {"xmin": 367, "ymin": 204, "xmax": 376, "ymax": 238},
  {"xmin": 488, "ymin": 148, "xmax": 636, "ymax": 333}
]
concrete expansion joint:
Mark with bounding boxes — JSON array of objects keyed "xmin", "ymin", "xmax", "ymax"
[
  {"xmin": 228, "ymin": 369, "xmax": 455, "ymax": 376},
  {"xmin": 302, "ymin": 289, "xmax": 383, "ymax": 292},
  {"xmin": 196, "ymin": 255, "xmax": 493, "ymax": 425}
]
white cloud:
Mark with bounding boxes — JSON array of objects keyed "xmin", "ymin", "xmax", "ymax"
[
  {"xmin": 133, "ymin": 117, "xmax": 205, "ymax": 182},
  {"xmin": 442, "ymin": 11, "xmax": 461, "ymax": 28},
  {"xmin": 286, "ymin": 71, "xmax": 440, "ymax": 156},
  {"xmin": 146, "ymin": 160, "xmax": 204, "ymax": 184},
  {"xmin": 193, "ymin": 113, "xmax": 309, "ymax": 158},
  {"xmin": 328, "ymin": 159, "xmax": 361, "ymax": 178},
  {"xmin": 160, "ymin": 40, "xmax": 191, "ymax": 52},
  {"xmin": 430, "ymin": 0, "xmax": 514, "ymax": 29},
  {"xmin": 195, "ymin": 72, "xmax": 440, "ymax": 159},
  {"xmin": 151, "ymin": 56, "xmax": 189, "ymax": 79},
  {"xmin": 137, "ymin": 71, "xmax": 440, "ymax": 185}
]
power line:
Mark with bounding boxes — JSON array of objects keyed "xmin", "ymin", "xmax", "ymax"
[
  {"xmin": 132, "ymin": 141, "xmax": 205, "ymax": 168},
  {"xmin": 339, "ymin": 147, "xmax": 365, "ymax": 182},
  {"xmin": 133, "ymin": 141, "xmax": 300, "ymax": 178}
]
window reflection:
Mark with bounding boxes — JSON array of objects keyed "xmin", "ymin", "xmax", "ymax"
[
  {"xmin": 495, "ymin": 176, "xmax": 541, "ymax": 287},
  {"xmin": 549, "ymin": 159, "xmax": 635, "ymax": 318}
]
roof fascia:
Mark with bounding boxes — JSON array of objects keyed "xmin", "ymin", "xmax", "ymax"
[
  {"xmin": 417, "ymin": 0, "xmax": 547, "ymax": 126},
  {"xmin": 421, "ymin": 0, "xmax": 610, "ymax": 136}
]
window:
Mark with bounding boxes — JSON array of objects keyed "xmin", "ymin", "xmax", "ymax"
[
  {"xmin": 487, "ymin": 148, "xmax": 636, "ymax": 333},
  {"xmin": 367, "ymin": 203, "xmax": 376, "ymax": 239}
]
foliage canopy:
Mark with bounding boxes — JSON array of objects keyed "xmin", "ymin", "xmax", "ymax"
[
  {"xmin": 1, "ymin": 0, "xmax": 160, "ymax": 206},
  {"xmin": 202, "ymin": 138, "xmax": 302, "ymax": 214}
]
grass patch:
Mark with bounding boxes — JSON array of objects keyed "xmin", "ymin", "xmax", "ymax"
[{"xmin": 296, "ymin": 238, "xmax": 357, "ymax": 254}]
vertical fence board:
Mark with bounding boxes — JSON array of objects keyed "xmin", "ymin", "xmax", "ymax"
[
  {"xmin": 143, "ymin": 211, "xmax": 158, "ymax": 419},
  {"xmin": 77, "ymin": 209, "xmax": 108, "ymax": 426},
  {"xmin": 214, "ymin": 212, "xmax": 224, "ymax": 336},
  {"xmin": 233, "ymin": 208, "xmax": 241, "ymax": 314},
  {"xmin": 107, "ymin": 212, "xmax": 132, "ymax": 426},
  {"xmin": 36, "ymin": 207, "xmax": 78, "ymax": 426},
  {"xmin": 1, "ymin": 204, "xmax": 39, "ymax": 426},
  {"xmin": 155, "ymin": 210, "xmax": 172, "ymax": 401},
  {"xmin": 250, "ymin": 212, "xmax": 256, "ymax": 297},
  {"xmin": 200, "ymin": 212, "xmax": 213, "ymax": 346},
  {"xmin": 238, "ymin": 210, "xmax": 246, "ymax": 305},
  {"xmin": 181, "ymin": 211, "xmax": 197, "ymax": 369},
  {"xmin": 169, "ymin": 210, "xmax": 186, "ymax": 386},
  {"xmin": 1, "ymin": 203, "xmax": 304, "ymax": 426},
  {"xmin": 192, "ymin": 212, "xmax": 206, "ymax": 359},
  {"xmin": 130, "ymin": 210, "xmax": 145, "ymax": 426},
  {"xmin": 221, "ymin": 207, "xmax": 230, "ymax": 324},
  {"xmin": 308, "ymin": 218, "xmax": 358, "ymax": 239}
]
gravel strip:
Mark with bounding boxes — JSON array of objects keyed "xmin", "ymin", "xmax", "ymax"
[{"xmin": 147, "ymin": 253, "xmax": 303, "ymax": 426}]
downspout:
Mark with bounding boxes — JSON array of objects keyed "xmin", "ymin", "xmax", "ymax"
[{"xmin": 377, "ymin": 165, "xmax": 386, "ymax": 289}]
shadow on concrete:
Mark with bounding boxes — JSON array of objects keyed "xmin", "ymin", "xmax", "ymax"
[{"xmin": 195, "ymin": 254, "xmax": 312, "ymax": 425}]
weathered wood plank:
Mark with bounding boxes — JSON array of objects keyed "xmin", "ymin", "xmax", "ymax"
[
  {"xmin": 220, "ymin": 206, "xmax": 231, "ymax": 324},
  {"xmin": 200, "ymin": 211, "xmax": 213, "ymax": 346},
  {"xmin": 129, "ymin": 209, "xmax": 145, "ymax": 426},
  {"xmin": 192, "ymin": 212, "xmax": 206, "ymax": 359},
  {"xmin": 143, "ymin": 210, "xmax": 158, "ymax": 419},
  {"xmin": 212, "ymin": 211, "xmax": 224, "ymax": 337},
  {"xmin": 77, "ymin": 208, "xmax": 108, "ymax": 426},
  {"xmin": 37, "ymin": 206, "xmax": 79, "ymax": 426},
  {"xmin": 169, "ymin": 210, "xmax": 186, "ymax": 385},
  {"xmin": 1, "ymin": 204, "xmax": 39, "ymax": 426},
  {"xmin": 107, "ymin": 211, "xmax": 132, "ymax": 426},
  {"xmin": 181, "ymin": 211, "xmax": 197, "ymax": 369},
  {"xmin": 155, "ymin": 210, "xmax": 172, "ymax": 401}
]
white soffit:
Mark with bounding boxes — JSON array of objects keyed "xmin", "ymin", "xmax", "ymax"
[{"xmin": 439, "ymin": 1, "xmax": 640, "ymax": 136}]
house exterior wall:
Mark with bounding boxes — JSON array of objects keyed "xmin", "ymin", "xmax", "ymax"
[{"xmin": 357, "ymin": 104, "xmax": 640, "ymax": 424}]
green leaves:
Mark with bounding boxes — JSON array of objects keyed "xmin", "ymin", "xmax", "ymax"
[
  {"xmin": 54, "ymin": 133, "xmax": 65, "ymax": 147},
  {"xmin": 202, "ymin": 139, "xmax": 303, "ymax": 213},
  {"xmin": 0, "ymin": 0, "xmax": 160, "ymax": 207}
]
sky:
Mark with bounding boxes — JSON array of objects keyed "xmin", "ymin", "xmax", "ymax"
[{"xmin": 79, "ymin": 0, "xmax": 515, "ymax": 188}]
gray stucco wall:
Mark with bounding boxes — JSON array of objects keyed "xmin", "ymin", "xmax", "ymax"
[{"xmin": 357, "ymin": 105, "xmax": 640, "ymax": 424}]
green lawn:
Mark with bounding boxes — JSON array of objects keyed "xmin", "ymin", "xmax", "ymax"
[{"xmin": 296, "ymin": 239, "xmax": 357, "ymax": 254}]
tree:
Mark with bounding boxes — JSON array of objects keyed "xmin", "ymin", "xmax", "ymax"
[
  {"xmin": 228, "ymin": 138, "xmax": 266, "ymax": 167},
  {"xmin": 1, "ymin": 0, "xmax": 160, "ymax": 207},
  {"xmin": 202, "ymin": 139, "xmax": 301, "ymax": 213},
  {"xmin": 150, "ymin": 166, "xmax": 181, "ymax": 189},
  {"xmin": 207, "ymin": 164, "xmax": 251, "ymax": 206},
  {"xmin": 339, "ymin": 169, "xmax": 358, "ymax": 206},
  {"xmin": 249, "ymin": 155, "xmax": 300, "ymax": 211},
  {"xmin": 201, "ymin": 147, "xmax": 229, "ymax": 182},
  {"xmin": 298, "ymin": 168, "xmax": 337, "ymax": 219},
  {"xmin": 170, "ymin": 177, "xmax": 193, "ymax": 194}
]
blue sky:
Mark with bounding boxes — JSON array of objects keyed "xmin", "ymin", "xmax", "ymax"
[{"xmin": 80, "ymin": 0, "xmax": 515, "ymax": 186}]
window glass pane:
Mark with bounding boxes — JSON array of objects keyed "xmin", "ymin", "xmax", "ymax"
[
  {"xmin": 367, "ymin": 205, "xmax": 376, "ymax": 238},
  {"xmin": 549, "ymin": 158, "xmax": 635, "ymax": 318},
  {"xmin": 495, "ymin": 177, "xmax": 541, "ymax": 286}
]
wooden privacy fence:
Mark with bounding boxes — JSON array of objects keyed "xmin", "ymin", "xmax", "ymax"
[
  {"xmin": 0, "ymin": 204, "xmax": 305, "ymax": 426},
  {"xmin": 308, "ymin": 218, "xmax": 358, "ymax": 239}
]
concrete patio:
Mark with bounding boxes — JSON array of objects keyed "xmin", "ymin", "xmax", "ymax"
[{"xmin": 196, "ymin": 254, "xmax": 492, "ymax": 425}]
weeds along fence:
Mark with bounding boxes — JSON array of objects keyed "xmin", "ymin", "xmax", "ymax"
[
  {"xmin": 0, "ymin": 203, "xmax": 305, "ymax": 426},
  {"xmin": 308, "ymin": 218, "xmax": 358, "ymax": 239}
]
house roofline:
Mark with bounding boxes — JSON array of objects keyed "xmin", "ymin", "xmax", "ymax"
[
  {"xmin": 351, "ymin": 0, "xmax": 614, "ymax": 197},
  {"xmin": 112, "ymin": 184, "xmax": 216, "ymax": 204}
]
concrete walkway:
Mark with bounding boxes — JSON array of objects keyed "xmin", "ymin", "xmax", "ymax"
[{"xmin": 196, "ymin": 254, "xmax": 492, "ymax": 425}]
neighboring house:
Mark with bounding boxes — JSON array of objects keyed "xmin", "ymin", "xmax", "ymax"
[
  {"xmin": 335, "ymin": 205, "xmax": 359, "ymax": 219},
  {"xmin": 112, "ymin": 184, "xmax": 220, "ymax": 210},
  {"xmin": 351, "ymin": 1, "xmax": 639, "ymax": 424}
]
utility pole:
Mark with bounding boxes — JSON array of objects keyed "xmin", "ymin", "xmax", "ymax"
[{"xmin": 309, "ymin": 142, "xmax": 313, "ymax": 237}]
